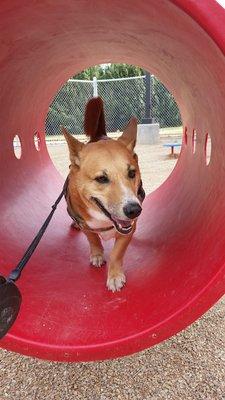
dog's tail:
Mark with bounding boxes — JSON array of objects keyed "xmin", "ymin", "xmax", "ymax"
[{"xmin": 84, "ymin": 97, "xmax": 107, "ymax": 142}]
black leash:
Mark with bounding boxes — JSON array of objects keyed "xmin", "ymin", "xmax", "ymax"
[
  {"xmin": 0, "ymin": 176, "xmax": 146, "ymax": 339},
  {"xmin": 7, "ymin": 178, "xmax": 68, "ymax": 283},
  {"xmin": 3, "ymin": 177, "xmax": 145, "ymax": 283}
]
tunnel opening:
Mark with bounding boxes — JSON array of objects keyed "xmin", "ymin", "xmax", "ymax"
[{"xmin": 44, "ymin": 64, "xmax": 183, "ymax": 195}]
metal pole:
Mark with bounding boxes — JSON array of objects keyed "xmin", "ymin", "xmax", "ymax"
[
  {"xmin": 142, "ymin": 71, "xmax": 153, "ymax": 124},
  {"xmin": 93, "ymin": 76, "xmax": 98, "ymax": 97}
]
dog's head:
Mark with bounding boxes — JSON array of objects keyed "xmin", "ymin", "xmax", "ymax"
[{"xmin": 63, "ymin": 118, "xmax": 145, "ymax": 235}]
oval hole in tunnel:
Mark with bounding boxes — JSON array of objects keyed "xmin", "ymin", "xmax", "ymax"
[
  {"xmin": 13, "ymin": 135, "xmax": 22, "ymax": 159},
  {"xmin": 205, "ymin": 133, "xmax": 211, "ymax": 166},
  {"xmin": 34, "ymin": 132, "xmax": 41, "ymax": 151},
  {"xmin": 184, "ymin": 126, "xmax": 188, "ymax": 145},
  {"xmin": 192, "ymin": 129, "xmax": 197, "ymax": 154},
  {"xmin": 45, "ymin": 64, "xmax": 182, "ymax": 195}
]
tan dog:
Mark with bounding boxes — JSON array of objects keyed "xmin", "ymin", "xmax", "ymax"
[{"xmin": 63, "ymin": 97, "xmax": 145, "ymax": 292}]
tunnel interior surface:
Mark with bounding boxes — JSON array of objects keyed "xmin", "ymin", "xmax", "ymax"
[{"xmin": 0, "ymin": 0, "xmax": 224, "ymax": 361}]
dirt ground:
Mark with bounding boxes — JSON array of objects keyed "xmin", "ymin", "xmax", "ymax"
[{"xmin": 0, "ymin": 136, "xmax": 224, "ymax": 400}]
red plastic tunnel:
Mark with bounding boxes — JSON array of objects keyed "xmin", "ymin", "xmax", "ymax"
[{"xmin": 0, "ymin": 0, "xmax": 225, "ymax": 362}]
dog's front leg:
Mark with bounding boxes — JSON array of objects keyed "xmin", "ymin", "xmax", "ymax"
[
  {"xmin": 107, "ymin": 231, "xmax": 134, "ymax": 292},
  {"xmin": 84, "ymin": 230, "xmax": 106, "ymax": 268}
]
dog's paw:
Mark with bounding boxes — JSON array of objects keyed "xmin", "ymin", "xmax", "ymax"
[
  {"xmin": 107, "ymin": 273, "xmax": 126, "ymax": 292},
  {"xmin": 90, "ymin": 254, "xmax": 106, "ymax": 267}
]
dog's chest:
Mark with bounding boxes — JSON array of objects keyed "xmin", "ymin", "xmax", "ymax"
[
  {"xmin": 98, "ymin": 229, "xmax": 116, "ymax": 241},
  {"xmin": 87, "ymin": 209, "xmax": 116, "ymax": 241}
]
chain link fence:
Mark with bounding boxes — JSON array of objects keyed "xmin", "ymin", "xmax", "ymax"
[{"xmin": 45, "ymin": 75, "xmax": 181, "ymax": 137}]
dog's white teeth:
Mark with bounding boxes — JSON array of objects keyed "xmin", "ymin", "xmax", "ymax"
[
  {"xmin": 123, "ymin": 226, "xmax": 131, "ymax": 232},
  {"xmin": 115, "ymin": 221, "xmax": 132, "ymax": 234}
]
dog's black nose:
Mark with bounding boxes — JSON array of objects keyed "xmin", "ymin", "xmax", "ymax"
[{"xmin": 123, "ymin": 202, "xmax": 142, "ymax": 219}]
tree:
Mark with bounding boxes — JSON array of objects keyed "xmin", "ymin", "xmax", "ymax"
[
  {"xmin": 46, "ymin": 64, "xmax": 145, "ymax": 134},
  {"xmin": 45, "ymin": 64, "xmax": 181, "ymax": 135},
  {"xmin": 152, "ymin": 77, "xmax": 182, "ymax": 127},
  {"xmin": 73, "ymin": 64, "xmax": 144, "ymax": 80}
]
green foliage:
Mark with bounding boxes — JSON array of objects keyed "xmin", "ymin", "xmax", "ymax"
[
  {"xmin": 46, "ymin": 64, "xmax": 181, "ymax": 135},
  {"xmin": 98, "ymin": 78, "xmax": 145, "ymax": 132},
  {"xmin": 74, "ymin": 64, "xmax": 144, "ymax": 80},
  {"xmin": 152, "ymin": 78, "xmax": 182, "ymax": 127},
  {"xmin": 46, "ymin": 81, "xmax": 93, "ymax": 135}
]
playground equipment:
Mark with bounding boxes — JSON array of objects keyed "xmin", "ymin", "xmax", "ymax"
[
  {"xmin": 0, "ymin": 0, "xmax": 224, "ymax": 362},
  {"xmin": 163, "ymin": 142, "xmax": 182, "ymax": 158}
]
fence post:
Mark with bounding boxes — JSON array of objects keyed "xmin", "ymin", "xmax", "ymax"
[
  {"xmin": 142, "ymin": 71, "xmax": 153, "ymax": 124},
  {"xmin": 138, "ymin": 71, "xmax": 159, "ymax": 144},
  {"xmin": 93, "ymin": 76, "xmax": 98, "ymax": 97}
]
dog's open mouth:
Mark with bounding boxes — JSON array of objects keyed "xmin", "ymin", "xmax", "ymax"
[
  {"xmin": 91, "ymin": 197, "xmax": 134, "ymax": 235},
  {"xmin": 111, "ymin": 217, "xmax": 134, "ymax": 235}
]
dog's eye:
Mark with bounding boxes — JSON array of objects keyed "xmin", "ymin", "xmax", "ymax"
[
  {"xmin": 128, "ymin": 169, "xmax": 136, "ymax": 179},
  {"xmin": 95, "ymin": 175, "xmax": 110, "ymax": 184}
]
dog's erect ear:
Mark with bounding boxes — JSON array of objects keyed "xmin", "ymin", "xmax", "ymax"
[
  {"xmin": 118, "ymin": 117, "xmax": 137, "ymax": 151},
  {"xmin": 61, "ymin": 126, "xmax": 84, "ymax": 166}
]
